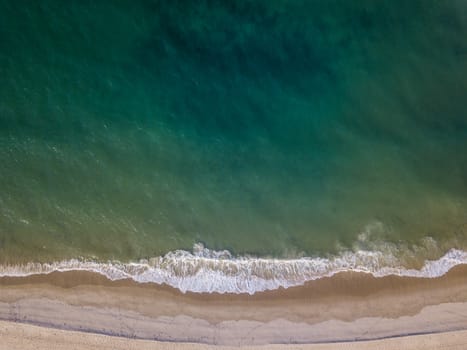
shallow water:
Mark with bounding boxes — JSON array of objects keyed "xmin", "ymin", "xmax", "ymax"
[{"xmin": 1, "ymin": 0, "xmax": 467, "ymax": 275}]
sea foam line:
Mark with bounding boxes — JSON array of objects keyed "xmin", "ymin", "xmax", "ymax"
[{"xmin": 1, "ymin": 243, "xmax": 466, "ymax": 294}]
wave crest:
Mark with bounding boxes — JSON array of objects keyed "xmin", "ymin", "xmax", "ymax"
[{"xmin": 1, "ymin": 243, "xmax": 466, "ymax": 294}]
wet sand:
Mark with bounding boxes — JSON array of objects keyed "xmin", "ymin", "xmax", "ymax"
[{"xmin": 1, "ymin": 264, "xmax": 467, "ymax": 346}]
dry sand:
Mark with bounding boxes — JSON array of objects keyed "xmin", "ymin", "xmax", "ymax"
[
  {"xmin": 1, "ymin": 320, "xmax": 467, "ymax": 350},
  {"xmin": 1, "ymin": 264, "xmax": 467, "ymax": 346}
]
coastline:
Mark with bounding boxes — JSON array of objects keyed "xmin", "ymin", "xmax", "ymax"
[
  {"xmin": 2, "ymin": 244, "xmax": 466, "ymax": 294},
  {"xmin": 1, "ymin": 264, "xmax": 467, "ymax": 345}
]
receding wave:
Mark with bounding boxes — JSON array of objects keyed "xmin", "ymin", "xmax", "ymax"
[{"xmin": 1, "ymin": 241, "xmax": 467, "ymax": 294}]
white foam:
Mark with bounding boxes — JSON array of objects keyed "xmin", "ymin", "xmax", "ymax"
[{"xmin": 1, "ymin": 242, "xmax": 467, "ymax": 294}]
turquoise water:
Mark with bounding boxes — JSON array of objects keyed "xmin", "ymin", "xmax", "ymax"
[{"xmin": 1, "ymin": 0, "xmax": 467, "ymax": 277}]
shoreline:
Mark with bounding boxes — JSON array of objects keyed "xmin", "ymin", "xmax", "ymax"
[
  {"xmin": 1, "ymin": 245, "xmax": 466, "ymax": 294},
  {"xmin": 1, "ymin": 265, "xmax": 467, "ymax": 345}
]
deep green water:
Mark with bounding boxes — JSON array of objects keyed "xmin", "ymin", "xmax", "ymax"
[{"xmin": 1, "ymin": 0, "xmax": 467, "ymax": 264}]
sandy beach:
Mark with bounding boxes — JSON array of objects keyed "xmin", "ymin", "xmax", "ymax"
[
  {"xmin": 1, "ymin": 320, "xmax": 467, "ymax": 350},
  {"xmin": 1, "ymin": 264, "xmax": 467, "ymax": 346}
]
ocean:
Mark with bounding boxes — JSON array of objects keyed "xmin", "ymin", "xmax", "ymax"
[{"xmin": 1, "ymin": 0, "xmax": 467, "ymax": 293}]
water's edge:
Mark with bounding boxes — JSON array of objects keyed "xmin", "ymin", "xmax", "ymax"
[{"xmin": 1, "ymin": 243, "xmax": 466, "ymax": 294}]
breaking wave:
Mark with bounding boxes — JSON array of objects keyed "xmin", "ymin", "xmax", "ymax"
[{"xmin": 1, "ymin": 241, "xmax": 467, "ymax": 294}]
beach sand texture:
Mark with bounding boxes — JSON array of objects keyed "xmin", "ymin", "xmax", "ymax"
[
  {"xmin": 1, "ymin": 265, "xmax": 467, "ymax": 346},
  {"xmin": 1, "ymin": 320, "xmax": 467, "ymax": 350}
]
